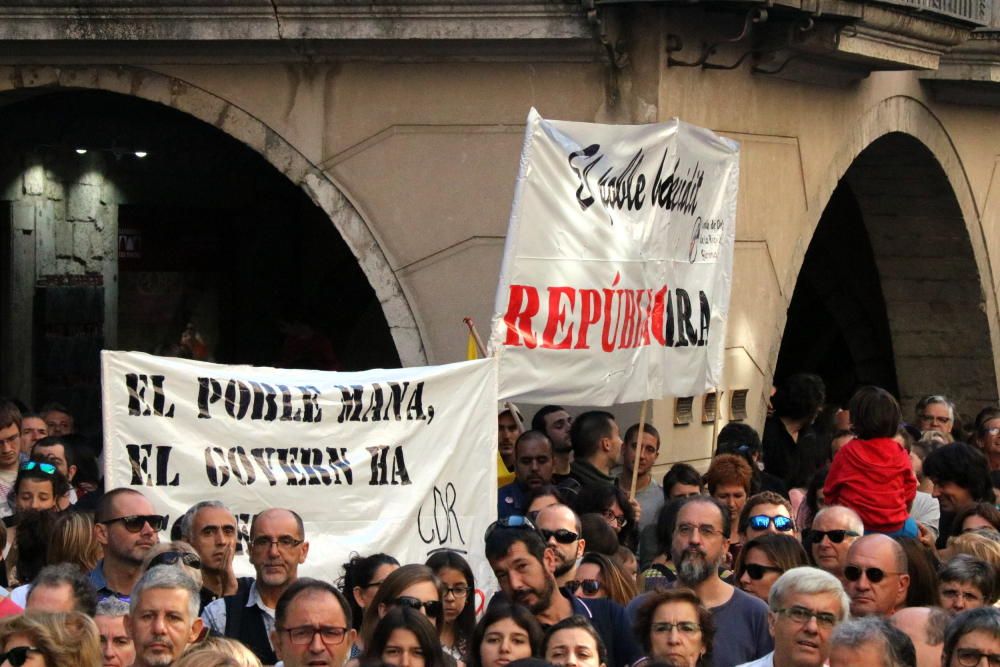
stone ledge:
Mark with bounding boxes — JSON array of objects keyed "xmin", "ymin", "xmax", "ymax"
[
  {"xmin": 921, "ymin": 30, "xmax": 1000, "ymax": 104},
  {"xmin": 0, "ymin": 1, "xmax": 592, "ymax": 42}
]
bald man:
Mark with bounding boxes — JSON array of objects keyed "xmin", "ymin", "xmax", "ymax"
[
  {"xmin": 843, "ymin": 534, "xmax": 910, "ymax": 617},
  {"xmin": 809, "ymin": 506, "xmax": 863, "ymax": 582},
  {"xmin": 891, "ymin": 606, "xmax": 948, "ymax": 667},
  {"xmin": 201, "ymin": 508, "xmax": 309, "ymax": 665}
]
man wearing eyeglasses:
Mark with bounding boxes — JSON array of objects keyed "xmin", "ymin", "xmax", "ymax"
[
  {"xmin": 201, "ymin": 507, "xmax": 309, "ymax": 665},
  {"xmin": 92, "ymin": 488, "xmax": 164, "ymax": 601},
  {"xmin": 272, "ymin": 578, "xmax": 356, "ymax": 667},
  {"xmin": 667, "ymin": 496, "xmax": 773, "ymax": 667},
  {"xmin": 735, "ymin": 567, "xmax": 849, "ymax": 667},
  {"xmin": 843, "ymin": 534, "xmax": 910, "ymax": 617},
  {"xmin": 915, "ymin": 395, "xmax": 955, "ymax": 435},
  {"xmin": 806, "ymin": 506, "xmax": 863, "ymax": 584}
]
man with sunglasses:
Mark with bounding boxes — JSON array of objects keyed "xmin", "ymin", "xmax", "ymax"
[
  {"xmin": 485, "ymin": 517, "xmax": 641, "ymax": 667},
  {"xmin": 738, "ymin": 492, "xmax": 796, "ymax": 542},
  {"xmin": 272, "ymin": 578, "xmax": 356, "ymax": 667},
  {"xmin": 92, "ymin": 488, "xmax": 165, "ymax": 601},
  {"xmin": 735, "ymin": 567, "xmax": 850, "ymax": 667},
  {"xmin": 807, "ymin": 506, "xmax": 863, "ymax": 584},
  {"xmin": 535, "ymin": 504, "xmax": 586, "ymax": 588},
  {"xmin": 843, "ymin": 534, "xmax": 911, "ymax": 617},
  {"xmin": 201, "ymin": 507, "xmax": 309, "ymax": 666}
]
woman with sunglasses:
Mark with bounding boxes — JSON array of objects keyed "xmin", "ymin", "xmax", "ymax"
[
  {"xmin": 572, "ymin": 552, "xmax": 637, "ymax": 606},
  {"xmin": 362, "ymin": 564, "xmax": 443, "ymax": 651},
  {"xmin": 366, "ymin": 606, "xmax": 448, "ymax": 667},
  {"xmin": 733, "ymin": 534, "xmax": 808, "ymax": 603},
  {"xmin": 0, "ymin": 611, "xmax": 101, "ymax": 667},
  {"xmin": 940, "ymin": 607, "xmax": 1000, "ymax": 667},
  {"xmin": 469, "ymin": 601, "xmax": 542, "ymax": 667},
  {"xmin": 631, "ymin": 589, "xmax": 713, "ymax": 667},
  {"xmin": 426, "ymin": 551, "xmax": 475, "ymax": 663},
  {"xmin": 824, "ymin": 385, "xmax": 918, "ymax": 537}
]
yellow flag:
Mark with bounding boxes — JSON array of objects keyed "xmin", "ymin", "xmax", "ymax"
[{"xmin": 467, "ymin": 331, "xmax": 479, "ymax": 360}]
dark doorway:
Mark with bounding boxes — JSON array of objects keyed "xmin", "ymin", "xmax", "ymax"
[
  {"xmin": 0, "ymin": 90, "xmax": 400, "ymax": 434},
  {"xmin": 774, "ymin": 181, "xmax": 898, "ymax": 407}
]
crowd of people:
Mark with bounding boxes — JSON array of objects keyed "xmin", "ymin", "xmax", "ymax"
[{"xmin": 0, "ymin": 375, "xmax": 997, "ymax": 667}]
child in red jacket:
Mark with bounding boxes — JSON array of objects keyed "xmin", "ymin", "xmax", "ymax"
[{"xmin": 824, "ymin": 386, "xmax": 918, "ymax": 536}]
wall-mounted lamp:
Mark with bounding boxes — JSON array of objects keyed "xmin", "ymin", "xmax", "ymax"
[{"xmin": 75, "ymin": 148, "xmax": 88, "ymax": 155}]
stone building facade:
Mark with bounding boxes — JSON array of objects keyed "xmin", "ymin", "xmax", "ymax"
[{"xmin": 1, "ymin": 1, "xmax": 999, "ymax": 465}]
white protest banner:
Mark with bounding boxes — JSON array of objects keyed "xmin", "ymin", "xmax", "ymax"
[
  {"xmin": 489, "ymin": 109, "xmax": 739, "ymax": 405},
  {"xmin": 101, "ymin": 351, "xmax": 498, "ymax": 604}
]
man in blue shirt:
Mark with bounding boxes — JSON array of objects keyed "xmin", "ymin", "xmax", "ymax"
[
  {"xmin": 485, "ymin": 519, "xmax": 642, "ymax": 667},
  {"xmin": 498, "ymin": 431, "xmax": 555, "ymax": 519}
]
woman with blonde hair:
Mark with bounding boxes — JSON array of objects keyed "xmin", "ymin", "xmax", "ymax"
[
  {"xmin": 176, "ymin": 637, "xmax": 262, "ymax": 667},
  {"xmin": 48, "ymin": 511, "xmax": 101, "ymax": 571},
  {"xmin": 0, "ymin": 611, "xmax": 102, "ymax": 667}
]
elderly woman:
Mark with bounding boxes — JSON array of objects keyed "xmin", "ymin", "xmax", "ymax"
[
  {"xmin": 940, "ymin": 607, "xmax": 1000, "ymax": 667},
  {"xmin": 632, "ymin": 588, "xmax": 713, "ymax": 667},
  {"xmin": 0, "ymin": 611, "xmax": 102, "ymax": 667}
]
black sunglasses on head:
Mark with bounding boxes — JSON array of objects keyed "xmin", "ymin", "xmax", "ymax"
[
  {"xmin": 485, "ymin": 515, "xmax": 537, "ymax": 541},
  {"xmin": 392, "ymin": 596, "xmax": 442, "ymax": 618},
  {"xmin": 101, "ymin": 514, "xmax": 167, "ymax": 533},
  {"xmin": 149, "ymin": 551, "xmax": 201, "ymax": 570},
  {"xmin": 0, "ymin": 646, "xmax": 39, "ymax": 667}
]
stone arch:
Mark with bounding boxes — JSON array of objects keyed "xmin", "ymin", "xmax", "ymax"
[
  {"xmin": 775, "ymin": 95, "xmax": 999, "ymax": 414},
  {"xmin": 0, "ymin": 64, "xmax": 426, "ymax": 366}
]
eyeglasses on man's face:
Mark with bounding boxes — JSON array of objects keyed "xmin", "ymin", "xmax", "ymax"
[{"xmin": 280, "ymin": 625, "xmax": 349, "ymax": 646}]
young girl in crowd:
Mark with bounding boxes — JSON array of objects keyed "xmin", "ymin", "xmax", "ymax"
[
  {"xmin": 469, "ymin": 601, "xmax": 542, "ymax": 667},
  {"xmin": 824, "ymin": 386, "xmax": 917, "ymax": 536},
  {"xmin": 342, "ymin": 553, "xmax": 401, "ymax": 656},
  {"xmin": 367, "ymin": 606, "xmax": 449, "ymax": 667},
  {"xmin": 362, "ymin": 564, "xmax": 443, "ymax": 651},
  {"xmin": 426, "ymin": 551, "xmax": 476, "ymax": 663},
  {"xmin": 543, "ymin": 616, "xmax": 607, "ymax": 667}
]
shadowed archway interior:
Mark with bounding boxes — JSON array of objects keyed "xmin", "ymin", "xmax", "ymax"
[
  {"xmin": 0, "ymin": 90, "xmax": 400, "ymax": 432},
  {"xmin": 776, "ymin": 132, "xmax": 997, "ymax": 419}
]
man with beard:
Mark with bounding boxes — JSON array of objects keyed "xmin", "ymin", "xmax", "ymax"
[
  {"xmin": 485, "ymin": 519, "xmax": 641, "ymax": 667},
  {"xmin": 499, "ymin": 431, "xmax": 556, "ymax": 519},
  {"xmin": 535, "ymin": 504, "xmax": 586, "ymax": 587},
  {"xmin": 92, "ymin": 488, "xmax": 165, "ymax": 600},
  {"xmin": 180, "ymin": 500, "xmax": 254, "ymax": 609},
  {"xmin": 127, "ymin": 566, "xmax": 203, "ymax": 667},
  {"xmin": 671, "ymin": 496, "xmax": 773, "ymax": 666},
  {"xmin": 202, "ymin": 507, "xmax": 310, "ymax": 665},
  {"xmin": 533, "ymin": 406, "xmax": 574, "ymax": 481}
]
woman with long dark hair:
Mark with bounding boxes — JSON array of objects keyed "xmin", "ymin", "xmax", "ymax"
[
  {"xmin": 366, "ymin": 606, "xmax": 449, "ymax": 667},
  {"xmin": 469, "ymin": 602, "xmax": 542, "ymax": 667},
  {"xmin": 426, "ymin": 550, "xmax": 475, "ymax": 662}
]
